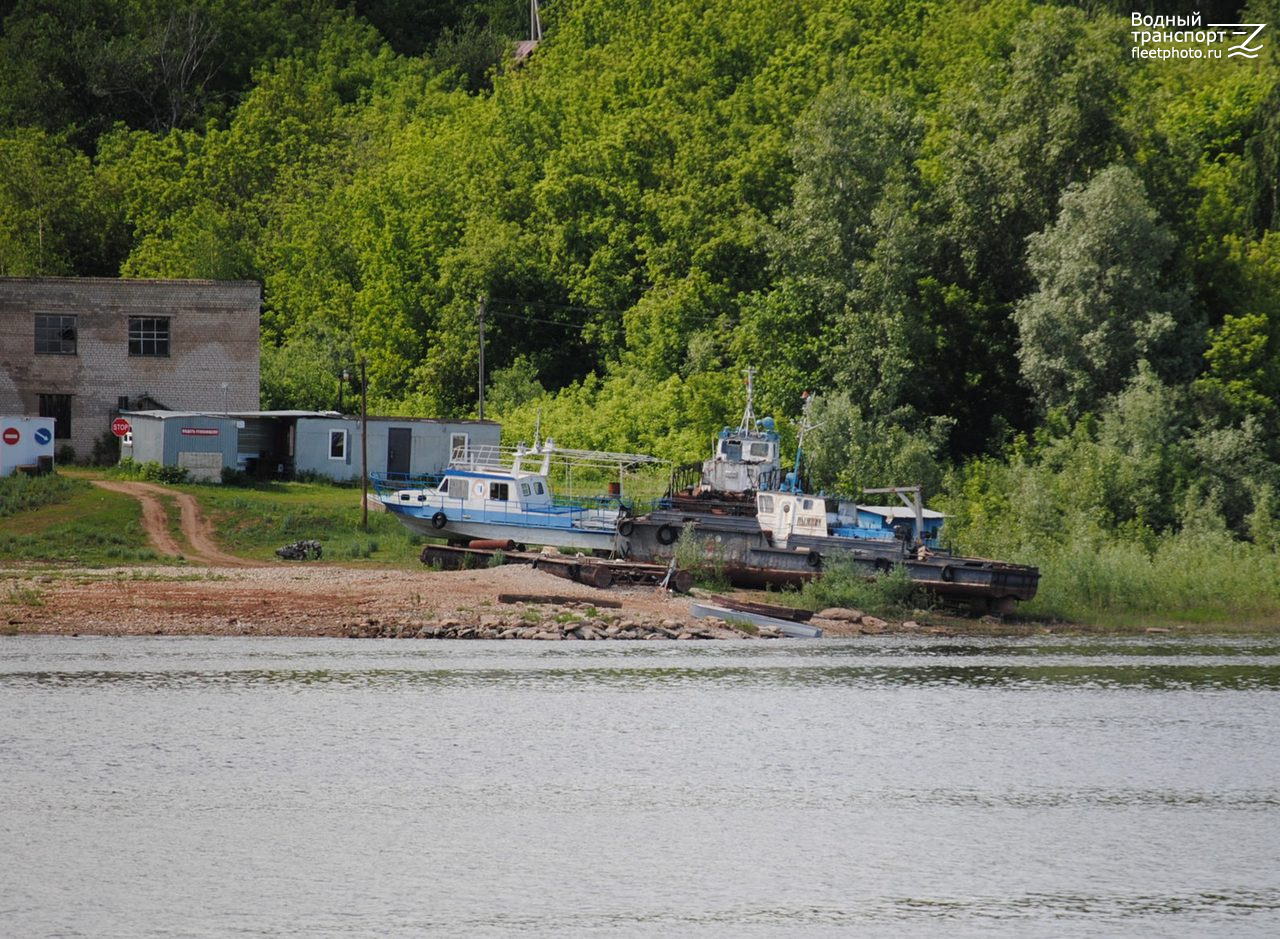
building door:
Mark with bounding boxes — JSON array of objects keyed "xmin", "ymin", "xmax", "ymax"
[{"xmin": 387, "ymin": 426, "xmax": 412, "ymax": 476}]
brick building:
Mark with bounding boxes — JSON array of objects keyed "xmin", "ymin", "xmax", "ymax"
[{"xmin": 0, "ymin": 277, "xmax": 260, "ymax": 459}]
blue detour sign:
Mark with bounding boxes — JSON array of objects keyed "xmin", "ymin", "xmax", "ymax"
[{"xmin": 34, "ymin": 427, "xmax": 52, "ymax": 446}]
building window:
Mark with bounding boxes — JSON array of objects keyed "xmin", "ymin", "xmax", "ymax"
[
  {"xmin": 450, "ymin": 432, "xmax": 468, "ymax": 461},
  {"xmin": 39, "ymin": 394, "xmax": 72, "ymax": 439},
  {"xmin": 128, "ymin": 317, "xmax": 170, "ymax": 357},
  {"xmin": 328, "ymin": 429, "xmax": 347, "ymax": 460},
  {"xmin": 34, "ymin": 315, "xmax": 77, "ymax": 355}
]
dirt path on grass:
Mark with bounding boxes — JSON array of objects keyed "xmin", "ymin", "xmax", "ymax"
[{"xmin": 91, "ymin": 480, "xmax": 259, "ymax": 567}]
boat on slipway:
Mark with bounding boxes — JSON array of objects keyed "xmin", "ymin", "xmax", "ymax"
[
  {"xmin": 619, "ymin": 385, "xmax": 1040, "ymax": 611},
  {"xmin": 373, "ymin": 440, "xmax": 664, "ymax": 554}
]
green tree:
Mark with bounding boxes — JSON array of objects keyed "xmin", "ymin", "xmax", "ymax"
[{"xmin": 1014, "ymin": 164, "xmax": 1192, "ymax": 416}]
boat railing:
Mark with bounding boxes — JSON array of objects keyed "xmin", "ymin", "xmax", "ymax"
[{"xmin": 371, "ymin": 472, "xmax": 443, "ymax": 495}]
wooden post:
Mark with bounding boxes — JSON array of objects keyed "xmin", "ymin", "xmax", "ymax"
[
  {"xmin": 360, "ymin": 357, "xmax": 368, "ymax": 530},
  {"xmin": 477, "ymin": 294, "xmax": 486, "ymax": 420}
]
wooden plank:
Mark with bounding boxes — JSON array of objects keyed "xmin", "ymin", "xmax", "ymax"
[
  {"xmin": 708, "ymin": 594, "xmax": 814, "ymax": 622},
  {"xmin": 497, "ymin": 594, "xmax": 623, "ymax": 608}
]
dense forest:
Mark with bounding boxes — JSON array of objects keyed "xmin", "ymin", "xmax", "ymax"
[{"xmin": 2, "ymin": 0, "xmax": 1279, "ymax": 616}]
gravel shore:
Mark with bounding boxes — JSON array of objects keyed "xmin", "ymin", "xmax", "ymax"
[{"xmin": 4, "ymin": 562, "xmax": 871, "ymax": 638}]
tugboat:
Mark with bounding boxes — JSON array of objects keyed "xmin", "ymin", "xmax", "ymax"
[
  {"xmin": 620, "ymin": 383, "xmax": 1040, "ymax": 611},
  {"xmin": 667, "ymin": 367, "xmax": 782, "ymax": 512}
]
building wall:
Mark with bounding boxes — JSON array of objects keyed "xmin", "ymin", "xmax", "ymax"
[
  {"xmin": 0, "ymin": 277, "xmax": 260, "ymax": 460},
  {"xmin": 123, "ymin": 414, "xmax": 240, "ymax": 481},
  {"xmin": 295, "ymin": 418, "xmax": 500, "ymax": 482}
]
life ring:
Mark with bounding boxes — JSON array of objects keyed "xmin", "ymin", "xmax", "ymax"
[
  {"xmin": 806, "ymin": 550, "xmax": 822, "ymax": 569},
  {"xmin": 430, "ymin": 511, "xmax": 448, "ymax": 530},
  {"xmin": 656, "ymin": 524, "xmax": 678, "ymax": 545},
  {"xmin": 617, "ymin": 518, "xmax": 635, "ymax": 537},
  {"xmin": 941, "ymin": 564, "xmax": 955, "ymax": 583},
  {"xmin": 874, "ymin": 558, "xmax": 892, "ymax": 573}
]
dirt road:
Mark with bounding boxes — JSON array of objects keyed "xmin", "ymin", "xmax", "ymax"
[{"xmin": 91, "ymin": 480, "xmax": 258, "ymax": 567}]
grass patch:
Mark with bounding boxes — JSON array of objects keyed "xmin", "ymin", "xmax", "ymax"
[
  {"xmin": 5, "ymin": 583, "xmax": 45, "ymax": 606},
  {"xmin": 0, "ymin": 481, "xmax": 156, "ymax": 565},
  {"xmin": 180, "ymin": 479, "xmax": 423, "ymax": 566},
  {"xmin": 0, "ymin": 473, "xmax": 85, "ymax": 518},
  {"xmin": 1022, "ymin": 528, "xmax": 1280, "ymax": 626}
]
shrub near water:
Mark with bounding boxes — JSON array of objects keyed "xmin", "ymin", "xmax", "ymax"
[{"xmin": 801, "ymin": 556, "xmax": 925, "ymax": 617}]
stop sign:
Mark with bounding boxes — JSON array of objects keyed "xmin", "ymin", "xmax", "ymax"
[
  {"xmin": 2, "ymin": 427, "xmax": 18, "ymax": 445},
  {"xmin": 111, "ymin": 417, "xmax": 132, "ymax": 437}
]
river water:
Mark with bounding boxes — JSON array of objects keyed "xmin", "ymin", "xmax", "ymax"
[{"xmin": 2, "ymin": 635, "xmax": 1279, "ymax": 938}]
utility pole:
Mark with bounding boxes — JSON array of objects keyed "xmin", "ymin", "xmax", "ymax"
[
  {"xmin": 360, "ymin": 356, "xmax": 368, "ymax": 530},
  {"xmin": 477, "ymin": 294, "xmax": 486, "ymax": 420}
]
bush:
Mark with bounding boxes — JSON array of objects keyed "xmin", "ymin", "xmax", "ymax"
[
  {"xmin": 673, "ymin": 522, "xmax": 729, "ymax": 589},
  {"xmin": 801, "ymin": 555, "xmax": 925, "ymax": 615},
  {"xmin": 110, "ymin": 458, "xmax": 189, "ymax": 484}
]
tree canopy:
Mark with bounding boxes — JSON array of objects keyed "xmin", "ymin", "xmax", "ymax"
[{"xmin": 3, "ymin": 0, "xmax": 1280, "ymax": 562}]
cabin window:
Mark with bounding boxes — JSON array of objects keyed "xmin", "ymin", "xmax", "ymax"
[
  {"xmin": 802, "ymin": 499, "xmax": 814, "ymax": 511},
  {"xmin": 534, "ymin": 481, "xmax": 545, "ymax": 494},
  {"xmin": 520, "ymin": 482, "xmax": 531, "ymax": 497},
  {"xmin": 328, "ymin": 429, "xmax": 347, "ymax": 460},
  {"xmin": 758, "ymin": 495, "xmax": 774, "ymax": 513},
  {"xmin": 446, "ymin": 478, "xmax": 470, "ymax": 499},
  {"xmin": 722, "ymin": 441, "xmax": 742, "ymax": 460},
  {"xmin": 489, "ymin": 482, "xmax": 509, "ymax": 501},
  {"xmin": 748, "ymin": 442, "xmax": 772, "ymax": 458}
]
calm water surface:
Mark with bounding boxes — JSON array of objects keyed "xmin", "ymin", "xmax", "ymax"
[{"xmin": 3, "ymin": 635, "xmax": 1280, "ymax": 937}]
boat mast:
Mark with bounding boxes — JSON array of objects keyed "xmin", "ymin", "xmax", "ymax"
[
  {"xmin": 783, "ymin": 391, "xmax": 815, "ymax": 493},
  {"xmin": 738, "ymin": 366, "xmax": 757, "ymax": 435}
]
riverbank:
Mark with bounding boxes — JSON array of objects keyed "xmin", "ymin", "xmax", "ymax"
[{"xmin": 2, "ymin": 561, "xmax": 1022, "ymax": 639}]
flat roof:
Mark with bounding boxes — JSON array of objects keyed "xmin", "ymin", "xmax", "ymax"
[{"xmin": 122, "ymin": 410, "xmax": 498, "ymax": 425}]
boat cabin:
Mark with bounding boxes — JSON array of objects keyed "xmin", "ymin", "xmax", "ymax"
[
  {"xmin": 832, "ymin": 502, "xmax": 944, "ymax": 546},
  {"xmin": 754, "ymin": 490, "xmax": 945, "ymax": 548},
  {"xmin": 754, "ymin": 490, "xmax": 828, "ymax": 544}
]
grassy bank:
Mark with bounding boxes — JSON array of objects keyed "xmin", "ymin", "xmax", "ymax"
[
  {"xmin": 0, "ymin": 473, "xmax": 159, "ymax": 564},
  {"xmin": 195, "ymin": 481, "xmax": 421, "ymax": 564},
  {"xmin": 0, "ymin": 471, "xmax": 422, "ymax": 567},
  {"xmin": 1015, "ymin": 529, "xmax": 1280, "ymax": 630}
]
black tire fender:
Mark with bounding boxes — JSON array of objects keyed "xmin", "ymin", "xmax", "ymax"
[
  {"xmin": 806, "ymin": 550, "xmax": 822, "ymax": 569},
  {"xmin": 875, "ymin": 558, "xmax": 892, "ymax": 574},
  {"xmin": 940, "ymin": 564, "xmax": 955, "ymax": 583},
  {"xmin": 430, "ymin": 511, "xmax": 448, "ymax": 530},
  {"xmin": 617, "ymin": 518, "xmax": 635, "ymax": 537},
  {"xmin": 656, "ymin": 524, "xmax": 678, "ymax": 545}
]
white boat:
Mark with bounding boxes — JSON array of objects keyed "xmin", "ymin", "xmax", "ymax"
[{"xmin": 374, "ymin": 440, "xmax": 664, "ymax": 553}]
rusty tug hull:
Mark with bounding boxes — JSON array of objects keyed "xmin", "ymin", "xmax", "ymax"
[{"xmin": 618, "ymin": 511, "xmax": 1039, "ymax": 613}]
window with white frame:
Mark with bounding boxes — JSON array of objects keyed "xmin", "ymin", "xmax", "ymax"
[
  {"xmin": 329, "ymin": 429, "xmax": 347, "ymax": 460},
  {"xmin": 450, "ymin": 432, "xmax": 468, "ymax": 462}
]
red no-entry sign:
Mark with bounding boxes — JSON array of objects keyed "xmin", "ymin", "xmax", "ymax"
[
  {"xmin": 2, "ymin": 427, "xmax": 19, "ymax": 445},
  {"xmin": 111, "ymin": 417, "xmax": 132, "ymax": 437}
]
